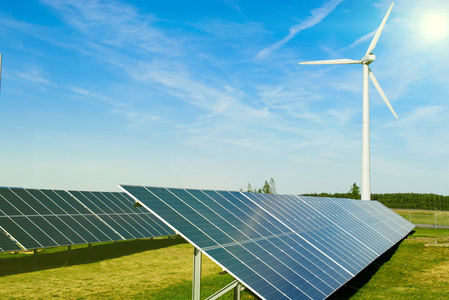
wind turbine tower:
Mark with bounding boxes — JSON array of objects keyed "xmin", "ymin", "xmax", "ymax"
[{"xmin": 299, "ymin": 3, "xmax": 397, "ymax": 201}]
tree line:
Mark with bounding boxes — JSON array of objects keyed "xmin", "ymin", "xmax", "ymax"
[
  {"xmin": 301, "ymin": 192, "xmax": 449, "ymax": 211},
  {"xmin": 244, "ymin": 180, "xmax": 448, "ymax": 211}
]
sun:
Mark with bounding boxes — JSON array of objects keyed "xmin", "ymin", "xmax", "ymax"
[{"xmin": 421, "ymin": 12, "xmax": 449, "ymax": 42}]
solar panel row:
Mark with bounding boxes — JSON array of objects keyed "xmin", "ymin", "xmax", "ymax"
[
  {"xmin": 120, "ymin": 185, "xmax": 414, "ymax": 300},
  {"xmin": 0, "ymin": 188, "xmax": 174, "ymax": 252},
  {"xmin": 69, "ymin": 191, "xmax": 173, "ymax": 240}
]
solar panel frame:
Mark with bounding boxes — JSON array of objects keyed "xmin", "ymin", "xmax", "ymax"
[{"xmin": 121, "ymin": 185, "xmax": 414, "ymax": 300}]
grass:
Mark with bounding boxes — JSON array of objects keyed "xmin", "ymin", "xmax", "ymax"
[
  {"xmin": 330, "ymin": 228, "xmax": 449, "ymax": 299},
  {"xmin": 393, "ymin": 209, "xmax": 449, "ymax": 226},
  {"xmin": 0, "ymin": 237, "xmax": 256, "ymax": 299},
  {"xmin": 0, "ymin": 229, "xmax": 448, "ymax": 299}
]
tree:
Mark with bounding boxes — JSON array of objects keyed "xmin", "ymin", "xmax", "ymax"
[
  {"xmin": 246, "ymin": 178, "xmax": 276, "ymax": 194},
  {"xmin": 262, "ymin": 180, "xmax": 270, "ymax": 194},
  {"xmin": 269, "ymin": 178, "xmax": 276, "ymax": 194},
  {"xmin": 247, "ymin": 183, "xmax": 253, "ymax": 193},
  {"xmin": 349, "ymin": 183, "xmax": 361, "ymax": 200}
]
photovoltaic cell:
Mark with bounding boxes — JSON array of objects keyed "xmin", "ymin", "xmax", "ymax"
[
  {"xmin": 0, "ymin": 187, "xmax": 174, "ymax": 252},
  {"xmin": 120, "ymin": 185, "xmax": 414, "ymax": 300},
  {"xmin": 0, "ymin": 188, "xmax": 123, "ymax": 250},
  {"xmin": 114, "ymin": 192, "xmax": 174, "ymax": 237},
  {"xmin": 0, "ymin": 231, "xmax": 22, "ymax": 252},
  {"xmin": 68, "ymin": 191, "xmax": 174, "ymax": 239}
]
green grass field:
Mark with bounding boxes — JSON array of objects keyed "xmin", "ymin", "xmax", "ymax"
[
  {"xmin": 393, "ymin": 209, "xmax": 449, "ymax": 226},
  {"xmin": 1, "ymin": 228, "xmax": 448, "ymax": 299}
]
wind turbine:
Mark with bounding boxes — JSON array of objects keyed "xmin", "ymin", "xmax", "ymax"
[{"xmin": 299, "ymin": 2, "xmax": 397, "ymax": 201}]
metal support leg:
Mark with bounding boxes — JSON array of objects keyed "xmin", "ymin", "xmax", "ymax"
[
  {"xmin": 88, "ymin": 243, "xmax": 92, "ymax": 253},
  {"xmin": 234, "ymin": 282, "xmax": 241, "ymax": 300},
  {"xmin": 68, "ymin": 245, "xmax": 71, "ymax": 254},
  {"xmin": 192, "ymin": 247, "xmax": 202, "ymax": 300},
  {"xmin": 205, "ymin": 280, "xmax": 243, "ymax": 300}
]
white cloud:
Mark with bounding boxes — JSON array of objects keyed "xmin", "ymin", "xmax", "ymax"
[{"xmin": 257, "ymin": 0, "xmax": 344, "ymax": 59}]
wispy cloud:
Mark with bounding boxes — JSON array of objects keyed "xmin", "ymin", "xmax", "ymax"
[
  {"xmin": 393, "ymin": 105, "xmax": 445, "ymax": 128},
  {"xmin": 133, "ymin": 63, "xmax": 270, "ymax": 121},
  {"xmin": 220, "ymin": 0, "xmax": 241, "ymax": 12},
  {"xmin": 69, "ymin": 86, "xmax": 126, "ymax": 108},
  {"xmin": 257, "ymin": 0, "xmax": 344, "ymax": 59},
  {"xmin": 339, "ymin": 30, "xmax": 376, "ymax": 52},
  {"xmin": 7, "ymin": 0, "xmax": 272, "ymax": 132},
  {"xmin": 41, "ymin": 0, "xmax": 180, "ymax": 56},
  {"xmin": 40, "ymin": 0, "xmax": 259, "ymax": 123},
  {"xmin": 14, "ymin": 65, "xmax": 52, "ymax": 89},
  {"xmin": 69, "ymin": 86, "xmax": 161, "ymax": 127}
]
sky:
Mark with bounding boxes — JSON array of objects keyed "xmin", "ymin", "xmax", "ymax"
[{"xmin": 0, "ymin": 0, "xmax": 448, "ymax": 195}]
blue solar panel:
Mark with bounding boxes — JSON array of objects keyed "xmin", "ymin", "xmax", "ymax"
[
  {"xmin": 68, "ymin": 191, "xmax": 174, "ymax": 239},
  {"xmin": 0, "ymin": 187, "xmax": 174, "ymax": 252},
  {"xmin": 121, "ymin": 185, "xmax": 414, "ymax": 300},
  {"xmin": 0, "ymin": 188, "xmax": 123, "ymax": 250}
]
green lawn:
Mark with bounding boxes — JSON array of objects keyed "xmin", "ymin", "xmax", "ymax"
[{"xmin": 1, "ymin": 228, "xmax": 448, "ymax": 299}]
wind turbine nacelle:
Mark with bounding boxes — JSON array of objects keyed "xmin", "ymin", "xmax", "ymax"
[{"xmin": 361, "ymin": 53, "xmax": 376, "ymax": 65}]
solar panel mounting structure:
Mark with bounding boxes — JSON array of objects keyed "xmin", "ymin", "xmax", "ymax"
[{"xmin": 120, "ymin": 185, "xmax": 414, "ymax": 300}]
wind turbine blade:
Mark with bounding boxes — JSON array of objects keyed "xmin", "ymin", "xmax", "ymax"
[
  {"xmin": 369, "ymin": 69, "xmax": 398, "ymax": 119},
  {"xmin": 299, "ymin": 59, "xmax": 361, "ymax": 65},
  {"xmin": 365, "ymin": 2, "xmax": 394, "ymax": 56}
]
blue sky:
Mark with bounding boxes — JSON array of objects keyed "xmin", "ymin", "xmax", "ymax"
[{"xmin": 0, "ymin": 0, "xmax": 448, "ymax": 195}]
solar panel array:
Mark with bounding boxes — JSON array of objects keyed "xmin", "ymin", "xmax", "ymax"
[
  {"xmin": 0, "ymin": 187, "xmax": 174, "ymax": 252},
  {"xmin": 120, "ymin": 185, "xmax": 414, "ymax": 300},
  {"xmin": 68, "ymin": 191, "xmax": 174, "ymax": 240}
]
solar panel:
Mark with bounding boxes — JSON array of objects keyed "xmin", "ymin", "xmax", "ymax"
[
  {"xmin": 0, "ymin": 230, "xmax": 22, "ymax": 252},
  {"xmin": 68, "ymin": 191, "xmax": 173, "ymax": 239},
  {"xmin": 0, "ymin": 187, "xmax": 123, "ymax": 250},
  {"xmin": 45, "ymin": 189, "xmax": 126, "ymax": 243},
  {"xmin": 112, "ymin": 192, "xmax": 174, "ymax": 237},
  {"xmin": 120, "ymin": 185, "xmax": 414, "ymax": 300}
]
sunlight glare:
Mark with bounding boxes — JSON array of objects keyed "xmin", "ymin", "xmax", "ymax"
[{"xmin": 421, "ymin": 12, "xmax": 449, "ymax": 42}]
